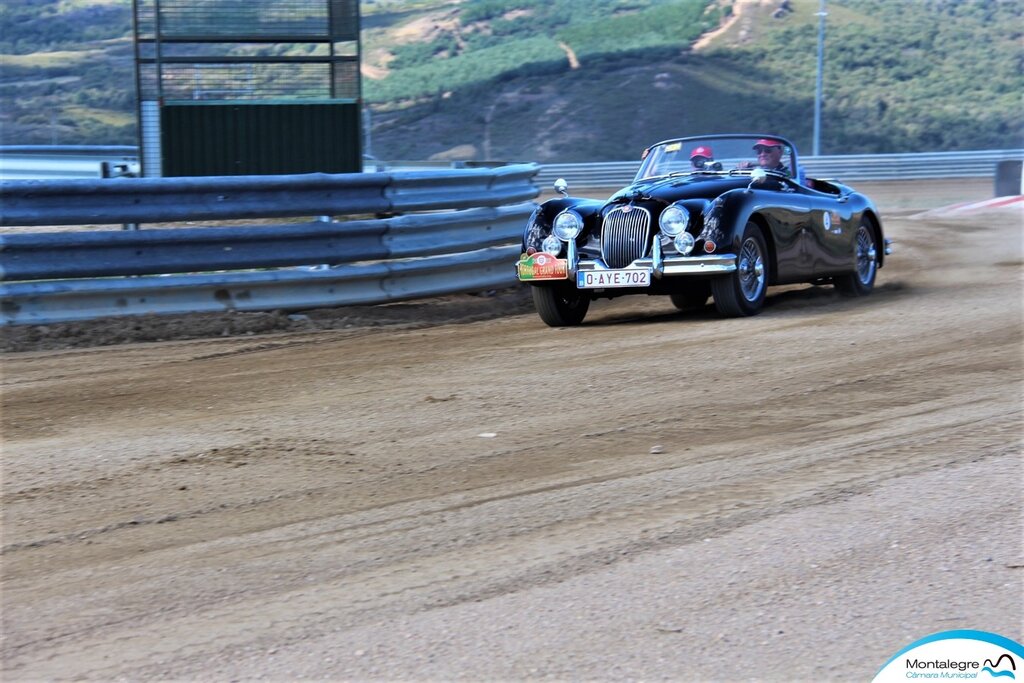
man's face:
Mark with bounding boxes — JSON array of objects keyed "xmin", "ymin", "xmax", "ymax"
[{"xmin": 755, "ymin": 145, "xmax": 782, "ymax": 168}]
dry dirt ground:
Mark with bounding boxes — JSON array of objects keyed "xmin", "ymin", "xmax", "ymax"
[{"xmin": 1, "ymin": 188, "xmax": 1022, "ymax": 679}]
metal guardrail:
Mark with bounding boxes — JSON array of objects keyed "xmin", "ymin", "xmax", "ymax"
[
  {"xmin": 534, "ymin": 149, "xmax": 1024, "ymax": 189},
  {"xmin": 0, "ymin": 166, "xmax": 538, "ymax": 325},
  {"xmin": 0, "ymin": 205, "xmax": 531, "ymax": 281},
  {"xmin": 0, "ymin": 167, "xmax": 538, "ymax": 226},
  {"xmin": 4, "ymin": 147, "xmax": 1022, "ymax": 184},
  {"xmin": 0, "ymin": 246, "xmax": 521, "ymax": 325}
]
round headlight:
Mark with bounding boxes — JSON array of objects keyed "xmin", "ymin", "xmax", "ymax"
[
  {"xmin": 659, "ymin": 205, "xmax": 690, "ymax": 237},
  {"xmin": 673, "ymin": 232, "xmax": 695, "ymax": 255},
  {"xmin": 553, "ymin": 210, "xmax": 583, "ymax": 241},
  {"xmin": 541, "ymin": 234, "xmax": 562, "ymax": 255}
]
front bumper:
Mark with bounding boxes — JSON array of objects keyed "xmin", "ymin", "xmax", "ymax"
[
  {"xmin": 577, "ymin": 253, "xmax": 737, "ymax": 276},
  {"xmin": 516, "ymin": 238, "xmax": 737, "ymax": 284},
  {"xmin": 577, "ymin": 236, "xmax": 737, "ymax": 276},
  {"xmin": 577, "ymin": 235, "xmax": 736, "ymax": 277}
]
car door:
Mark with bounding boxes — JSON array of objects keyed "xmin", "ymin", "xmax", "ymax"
[
  {"xmin": 757, "ymin": 180, "xmax": 813, "ymax": 283},
  {"xmin": 803, "ymin": 190, "xmax": 857, "ymax": 277}
]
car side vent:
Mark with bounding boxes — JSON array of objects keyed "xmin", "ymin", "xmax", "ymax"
[{"xmin": 601, "ymin": 205, "xmax": 652, "ymax": 268}]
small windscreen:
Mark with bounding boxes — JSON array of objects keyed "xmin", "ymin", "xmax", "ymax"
[{"xmin": 637, "ymin": 136, "xmax": 796, "ymax": 181}]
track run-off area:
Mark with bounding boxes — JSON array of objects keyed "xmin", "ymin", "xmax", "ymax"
[{"xmin": 2, "ymin": 179, "xmax": 1021, "ymax": 680}]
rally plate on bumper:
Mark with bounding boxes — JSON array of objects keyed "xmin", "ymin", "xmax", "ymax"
[{"xmin": 577, "ymin": 269, "xmax": 652, "ymax": 289}]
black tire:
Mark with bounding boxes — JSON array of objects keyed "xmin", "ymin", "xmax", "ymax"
[
  {"xmin": 711, "ymin": 222, "xmax": 768, "ymax": 317},
  {"xmin": 669, "ymin": 281, "xmax": 711, "ymax": 310},
  {"xmin": 834, "ymin": 220, "xmax": 878, "ymax": 297},
  {"xmin": 531, "ymin": 284, "xmax": 590, "ymax": 326}
]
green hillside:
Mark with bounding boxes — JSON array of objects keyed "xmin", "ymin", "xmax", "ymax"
[
  {"xmin": 1, "ymin": 0, "xmax": 1021, "ymax": 160},
  {"xmin": 362, "ymin": 0, "xmax": 725, "ymax": 102},
  {"xmin": 364, "ymin": 0, "xmax": 1023, "ymax": 160},
  {"xmin": 0, "ymin": 0, "xmax": 135, "ymax": 144}
]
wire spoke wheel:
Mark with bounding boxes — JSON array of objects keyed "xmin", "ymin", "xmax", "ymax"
[
  {"xmin": 711, "ymin": 222, "xmax": 768, "ymax": 317},
  {"xmin": 835, "ymin": 218, "xmax": 878, "ymax": 297},
  {"xmin": 738, "ymin": 237, "xmax": 766, "ymax": 302},
  {"xmin": 855, "ymin": 225, "xmax": 878, "ymax": 286}
]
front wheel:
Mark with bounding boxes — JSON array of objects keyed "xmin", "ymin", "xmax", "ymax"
[
  {"xmin": 834, "ymin": 220, "xmax": 878, "ymax": 297},
  {"xmin": 531, "ymin": 284, "xmax": 590, "ymax": 326},
  {"xmin": 711, "ymin": 222, "xmax": 768, "ymax": 317},
  {"xmin": 670, "ymin": 280, "xmax": 711, "ymax": 310}
]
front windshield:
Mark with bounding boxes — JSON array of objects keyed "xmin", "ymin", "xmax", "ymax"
[{"xmin": 636, "ymin": 135, "xmax": 796, "ymax": 181}]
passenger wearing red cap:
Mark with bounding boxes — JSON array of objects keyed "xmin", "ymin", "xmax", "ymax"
[{"xmin": 690, "ymin": 145, "xmax": 714, "ymax": 170}]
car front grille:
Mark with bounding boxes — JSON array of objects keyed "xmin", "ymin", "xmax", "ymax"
[{"xmin": 601, "ymin": 205, "xmax": 652, "ymax": 268}]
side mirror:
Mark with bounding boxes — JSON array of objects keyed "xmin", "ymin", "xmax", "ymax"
[{"xmin": 554, "ymin": 178, "xmax": 568, "ymax": 196}]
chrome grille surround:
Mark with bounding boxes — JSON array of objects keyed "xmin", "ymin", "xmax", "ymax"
[{"xmin": 600, "ymin": 205, "xmax": 652, "ymax": 268}]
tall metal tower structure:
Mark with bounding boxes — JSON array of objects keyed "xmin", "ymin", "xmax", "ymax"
[{"xmin": 132, "ymin": 0, "xmax": 362, "ymax": 177}]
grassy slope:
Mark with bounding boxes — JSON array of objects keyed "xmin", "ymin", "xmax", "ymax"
[
  {"xmin": 363, "ymin": 0, "xmax": 723, "ymax": 102},
  {"xmin": 1, "ymin": 0, "xmax": 1021, "ymax": 158},
  {"xmin": 367, "ymin": 0, "xmax": 1023, "ymax": 161},
  {"xmin": 708, "ymin": 0, "xmax": 1024, "ymax": 153},
  {"xmin": 0, "ymin": 0, "xmax": 134, "ymax": 145}
]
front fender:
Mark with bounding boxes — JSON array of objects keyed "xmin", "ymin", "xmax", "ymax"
[
  {"xmin": 700, "ymin": 187, "xmax": 809, "ymax": 253},
  {"xmin": 522, "ymin": 196, "xmax": 605, "ymax": 252},
  {"xmin": 700, "ymin": 189, "xmax": 760, "ymax": 251}
]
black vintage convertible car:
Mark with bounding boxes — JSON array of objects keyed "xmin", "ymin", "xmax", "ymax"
[{"xmin": 516, "ymin": 134, "xmax": 891, "ymax": 326}]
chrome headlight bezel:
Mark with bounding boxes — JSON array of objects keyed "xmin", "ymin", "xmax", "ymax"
[
  {"xmin": 552, "ymin": 210, "xmax": 584, "ymax": 241},
  {"xmin": 659, "ymin": 204, "xmax": 690, "ymax": 237}
]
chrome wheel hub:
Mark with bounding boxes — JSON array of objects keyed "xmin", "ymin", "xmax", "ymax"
[
  {"xmin": 739, "ymin": 238, "xmax": 766, "ymax": 302},
  {"xmin": 855, "ymin": 226, "xmax": 877, "ymax": 285}
]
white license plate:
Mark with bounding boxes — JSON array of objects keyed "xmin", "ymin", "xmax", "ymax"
[{"xmin": 577, "ymin": 269, "xmax": 652, "ymax": 289}]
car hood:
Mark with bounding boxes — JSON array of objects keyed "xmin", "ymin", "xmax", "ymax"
[{"xmin": 608, "ymin": 174, "xmax": 750, "ymax": 205}]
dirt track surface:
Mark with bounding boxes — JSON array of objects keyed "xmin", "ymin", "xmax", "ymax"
[{"xmin": 2, "ymin": 206, "xmax": 1022, "ymax": 680}]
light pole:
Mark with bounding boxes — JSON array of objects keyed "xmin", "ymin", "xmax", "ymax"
[{"xmin": 813, "ymin": 0, "xmax": 827, "ymax": 157}]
